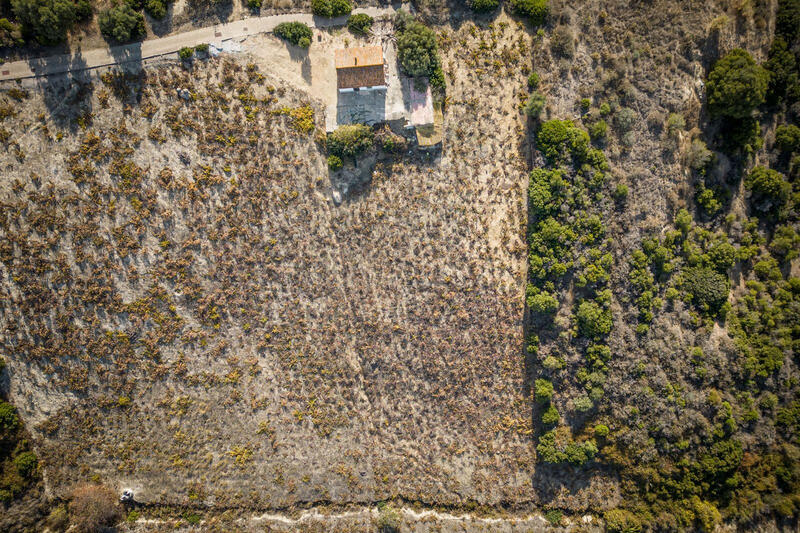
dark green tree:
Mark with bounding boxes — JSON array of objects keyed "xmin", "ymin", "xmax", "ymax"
[
  {"xmin": 508, "ymin": 0, "xmax": 547, "ymax": 24},
  {"xmin": 467, "ymin": 0, "xmax": 498, "ymax": 12},
  {"xmin": 395, "ymin": 12, "xmax": 439, "ymax": 78},
  {"xmin": 11, "ymin": 0, "xmax": 78, "ymax": 45},
  {"xmin": 346, "ymin": 13, "xmax": 372, "ymax": 34},
  {"xmin": 683, "ymin": 266, "xmax": 730, "ymax": 314},
  {"xmin": 273, "ymin": 21, "xmax": 312, "ymax": 48},
  {"xmin": 706, "ymin": 49, "xmax": 768, "ymax": 118},
  {"xmin": 98, "ymin": 2, "xmax": 145, "ymax": 42},
  {"xmin": 0, "ymin": 18, "xmax": 23, "ymax": 47},
  {"xmin": 745, "ymin": 166, "xmax": 791, "ymax": 213}
]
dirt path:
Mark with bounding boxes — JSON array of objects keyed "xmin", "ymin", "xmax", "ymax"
[
  {"xmin": 129, "ymin": 505, "xmax": 601, "ymax": 532},
  {"xmin": 0, "ymin": 6, "xmax": 397, "ymax": 82}
]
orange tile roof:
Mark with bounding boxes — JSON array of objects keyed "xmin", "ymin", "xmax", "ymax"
[{"xmin": 334, "ymin": 46, "xmax": 384, "ymax": 69}]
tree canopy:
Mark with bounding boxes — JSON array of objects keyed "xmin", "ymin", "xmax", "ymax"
[
  {"xmin": 273, "ymin": 21, "xmax": 312, "ymax": 48},
  {"xmin": 395, "ymin": 11, "xmax": 439, "ymax": 78},
  {"xmin": 706, "ymin": 48, "xmax": 768, "ymax": 118},
  {"xmin": 11, "ymin": 0, "xmax": 86, "ymax": 45},
  {"xmin": 98, "ymin": 2, "xmax": 145, "ymax": 42}
]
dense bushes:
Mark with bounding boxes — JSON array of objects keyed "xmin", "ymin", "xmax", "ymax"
[
  {"xmin": 327, "ymin": 155, "xmax": 343, "ymax": 171},
  {"xmin": 311, "ymin": 0, "xmax": 350, "ymax": 18},
  {"xmin": 178, "ymin": 46, "xmax": 193, "ymax": 60},
  {"xmin": 603, "ymin": 509, "xmax": 642, "ymax": 533},
  {"xmin": 537, "ymin": 430, "xmax": 598, "ymax": 465},
  {"xmin": 274, "ymin": 21, "xmax": 312, "ymax": 48},
  {"xmin": 0, "ymin": 400, "xmax": 18, "ymax": 434},
  {"xmin": 534, "ymin": 378, "xmax": 553, "ymax": 403},
  {"xmin": 0, "ymin": 18, "xmax": 23, "ymax": 48},
  {"xmin": 706, "ymin": 49, "xmax": 768, "ymax": 118},
  {"xmin": 98, "ymin": 2, "xmax": 145, "ymax": 43},
  {"xmin": 775, "ymin": 124, "xmax": 800, "ymax": 153},
  {"xmin": 11, "ymin": 0, "xmax": 90, "ymax": 45},
  {"xmin": 536, "ymin": 119, "xmax": 589, "ymax": 165},
  {"xmin": 327, "ymin": 124, "xmax": 374, "ymax": 158},
  {"xmin": 683, "ymin": 266, "xmax": 730, "ymax": 314},
  {"xmin": 395, "ymin": 11, "xmax": 440, "ymax": 81},
  {"xmin": 144, "ymin": 0, "xmax": 169, "ymax": 18},
  {"xmin": 467, "ymin": 0, "xmax": 498, "ymax": 12},
  {"xmin": 576, "ymin": 299, "xmax": 612, "ymax": 338},
  {"xmin": 745, "ymin": 166, "xmax": 790, "ymax": 213},
  {"xmin": 0, "ymin": 392, "xmax": 38, "ymax": 504},
  {"xmin": 346, "ymin": 13, "xmax": 372, "ymax": 34},
  {"xmin": 508, "ymin": 0, "xmax": 547, "ymax": 25}
]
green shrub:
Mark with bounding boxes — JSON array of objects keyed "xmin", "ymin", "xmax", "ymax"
[
  {"xmin": 536, "ymin": 119, "xmax": 589, "ymax": 165},
  {"xmin": 328, "ymin": 124, "xmax": 374, "ymax": 158},
  {"xmin": 98, "ymin": 3, "xmax": 145, "ymax": 43},
  {"xmin": 247, "ymin": 0, "xmax": 261, "ymax": 8},
  {"xmin": 675, "ymin": 208, "xmax": 692, "ymax": 234},
  {"xmin": 594, "ymin": 423, "xmax": 609, "ymax": 437},
  {"xmin": 707, "ymin": 240, "xmax": 736, "ymax": 271},
  {"xmin": 376, "ymin": 504, "xmax": 400, "ymax": 532},
  {"xmin": 612, "ymin": 183, "xmax": 628, "ymax": 201},
  {"xmin": 0, "ymin": 400, "xmax": 19, "ymax": 434},
  {"xmin": 509, "ymin": 0, "xmax": 548, "ymax": 25},
  {"xmin": 534, "ymin": 378, "xmax": 553, "ymax": 403},
  {"xmin": 327, "ymin": 155, "xmax": 343, "ymax": 171},
  {"xmin": 706, "ymin": 49, "xmax": 768, "ymax": 118},
  {"xmin": 604, "ymin": 509, "xmax": 642, "ymax": 533},
  {"xmin": 527, "ymin": 72, "xmax": 540, "ymax": 88},
  {"xmin": 11, "ymin": 0, "xmax": 80, "ymax": 45},
  {"xmin": 395, "ymin": 12, "xmax": 440, "ymax": 79},
  {"xmin": 565, "ymin": 439, "xmax": 597, "ymax": 464},
  {"xmin": 274, "ymin": 22, "xmax": 312, "ymax": 48},
  {"xmin": 0, "ymin": 18, "xmax": 24, "ymax": 48},
  {"xmin": 696, "ymin": 184, "xmax": 721, "ymax": 215},
  {"xmin": 528, "ymin": 168, "xmax": 567, "ymax": 217},
  {"xmin": 745, "ymin": 166, "xmax": 790, "ymax": 213},
  {"xmin": 347, "ymin": 13, "xmax": 373, "ymax": 34},
  {"xmin": 526, "ymin": 286, "xmax": 558, "ymax": 314},
  {"xmin": 311, "ymin": 0, "xmax": 351, "ymax": 17},
  {"xmin": 576, "ymin": 300, "xmax": 612, "ymax": 338},
  {"xmin": 524, "ymin": 91, "xmax": 545, "ymax": 117},
  {"xmin": 599, "ymin": 102, "xmax": 611, "ymax": 116},
  {"xmin": 589, "ymin": 119, "xmax": 607, "ymax": 140},
  {"xmin": 765, "ymin": 36, "xmax": 797, "ymax": 102},
  {"xmin": 14, "ymin": 451, "xmax": 37, "ymax": 478},
  {"xmin": 144, "ymin": 0, "xmax": 168, "ymax": 18},
  {"xmin": 195, "ymin": 43, "xmax": 209, "ymax": 53},
  {"xmin": 544, "ymin": 509, "xmax": 562, "ymax": 525},
  {"xmin": 573, "ymin": 395, "xmax": 593, "ymax": 412},
  {"xmin": 666, "ymin": 113, "xmax": 685, "ymax": 136},
  {"xmin": 468, "ymin": 0, "xmax": 499, "ymax": 12},
  {"xmin": 178, "ymin": 46, "xmax": 194, "ymax": 60},
  {"xmin": 770, "ymin": 225, "xmax": 800, "ymax": 261},
  {"xmin": 683, "ymin": 266, "xmax": 730, "ymax": 314},
  {"xmin": 541, "ymin": 405, "xmax": 559, "ymax": 425},
  {"xmin": 775, "ymin": 124, "xmax": 800, "ymax": 153}
]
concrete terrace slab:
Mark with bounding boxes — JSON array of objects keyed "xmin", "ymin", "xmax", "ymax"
[{"xmin": 336, "ymin": 88, "xmax": 387, "ymax": 127}]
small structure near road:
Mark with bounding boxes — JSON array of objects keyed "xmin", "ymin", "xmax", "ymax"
[
  {"xmin": 334, "ymin": 46, "xmax": 386, "ymax": 91},
  {"xmin": 335, "ymin": 46, "xmax": 387, "ymax": 127}
]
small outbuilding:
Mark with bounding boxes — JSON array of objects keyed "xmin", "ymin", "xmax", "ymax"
[{"xmin": 335, "ymin": 46, "xmax": 386, "ymax": 92}]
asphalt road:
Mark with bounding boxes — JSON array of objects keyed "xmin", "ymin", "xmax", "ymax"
[{"xmin": 0, "ymin": 7, "xmax": 395, "ymax": 82}]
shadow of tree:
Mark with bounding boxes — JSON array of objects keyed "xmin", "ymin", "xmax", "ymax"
[{"xmin": 35, "ymin": 49, "xmax": 93, "ymax": 132}]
